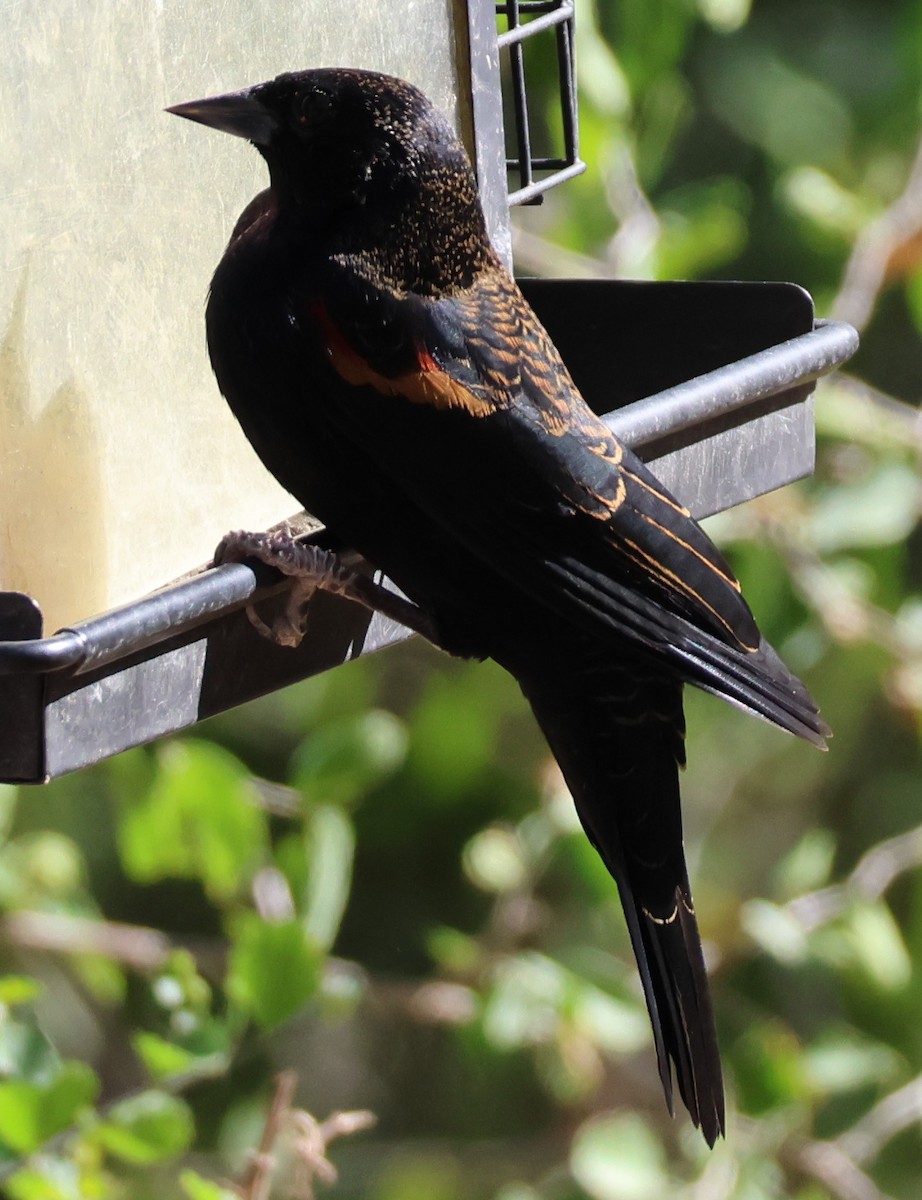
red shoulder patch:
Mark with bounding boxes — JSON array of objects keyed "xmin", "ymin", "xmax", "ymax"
[{"xmin": 308, "ymin": 300, "xmax": 494, "ymax": 418}]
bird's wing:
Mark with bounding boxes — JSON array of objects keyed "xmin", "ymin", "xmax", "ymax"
[{"xmin": 307, "ymin": 258, "xmax": 827, "ymax": 745}]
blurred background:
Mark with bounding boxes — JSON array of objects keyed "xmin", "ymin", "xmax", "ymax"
[{"xmin": 2, "ymin": 1, "xmax": 922, "ymax": 1197}]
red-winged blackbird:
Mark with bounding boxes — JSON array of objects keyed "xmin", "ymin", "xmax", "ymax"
[{"xmin": 169, "ymin": 69, "xmax": 828, "ymax": 1145}]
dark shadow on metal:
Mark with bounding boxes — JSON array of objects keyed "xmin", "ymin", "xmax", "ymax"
[{"xmin": 0, "ymin": 280, "xmax": 858, "ymax": 782}]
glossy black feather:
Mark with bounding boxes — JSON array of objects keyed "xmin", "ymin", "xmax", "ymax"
[
  {"xmin": 509, "ymin": 637, "xmax": 724, "ymax": 1145},
  {"xmin": 173, "ymin": 67, "xmax": 830, "ymax": 1142}
]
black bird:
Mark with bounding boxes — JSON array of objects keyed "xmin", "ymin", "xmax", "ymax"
[{"xmin": 168, "ymin": 69, "xmax": 829, "ymax": 1144}]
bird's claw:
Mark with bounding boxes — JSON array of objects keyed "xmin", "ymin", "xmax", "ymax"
[{"xmin": 214, "ymin": 528, "xmax": 362, "ymax": 648}]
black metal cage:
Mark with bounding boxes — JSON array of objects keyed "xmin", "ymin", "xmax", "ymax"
[{"xmin": 497, "ymin": 0, "xmax": 585, "ymax": 205}]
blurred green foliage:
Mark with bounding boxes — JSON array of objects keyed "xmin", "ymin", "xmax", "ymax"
[{"xmin": 3, "ymin": 2, "xmax": 922, "ymax": 1197}]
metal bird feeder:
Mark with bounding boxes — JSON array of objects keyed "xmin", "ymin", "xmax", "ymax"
[{"xmin": 0, "ymin": 0, "xmax": 857, "ymax": 783}]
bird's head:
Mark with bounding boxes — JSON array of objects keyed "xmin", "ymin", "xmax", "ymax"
[{"xmin": 168, "ymin": 68, "xmax": 485, "ymax": 253}]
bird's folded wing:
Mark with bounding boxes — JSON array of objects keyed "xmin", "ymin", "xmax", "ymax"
[{"xmin": 309, "ymin": 259, "xmax": 827, "ymax": 745}]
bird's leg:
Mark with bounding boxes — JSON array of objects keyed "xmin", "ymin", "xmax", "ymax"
[{"xmin": 214, "ymin": 528, "xmax": 442, "ymax": 648}]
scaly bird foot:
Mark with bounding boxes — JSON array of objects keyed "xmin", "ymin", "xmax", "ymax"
[{"xmin": 213, "ymin": 528, "xmax": 442, "ymax": 648}]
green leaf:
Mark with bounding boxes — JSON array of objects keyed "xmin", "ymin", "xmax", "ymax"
[
  {"xmin": 781, "ymin": 166, "xmax": 868, "ymax": 238},
  {"xmin": 151, "ymin": 949, "xmax": 213, "ymax": 1017},
  {"xmin": 803, "ymin": 1030, "xmax": 898, "ymax": 1094},
  {"xmin": 0, "ymin": 1011, "xmax": 59, "ymax": 1083},
  {"xmin": 772, "ymin": 829, "xmax": 837, "ymax": 900},
  {"xmin": 570, "ymin": 1112, "xmax": 670, "ymax": 1200},
  {"xmin": 180, "ymin": 1169, "xmax": 240, "ymax": 1200},
  {"xmin": 15, "ymin": 833, "xmax": 84, "ymax": 896},
  {"xmin": 0, "ymin": 783, "xmax": 19, "ymax": 843},
  {"xmin": 96, "ymin": 1090, "xmax": 193, "ymax": 1164},
  {"xmin": 132, "ymin": 1032, "xmax": 197, "ymax": 1082},
  {"xmin": 318, "ymin": 961, "xmax": 365, "ymax": 1018},
  {"xmin": 74, "ymin": 956, "xmax": 126, "ymax": 1007},
  {"xmin": 656, "ymin": 177, "xmax": 749, "ymax": 279},
  {"xmin": 494, "ymin": 1187, "xmax": 541, "ymax": 1200},
  {"xmin": 845, "ymin": 900, "xmax": 912, "ymax": 992},
  {"xmin": 43, "ymin": 1064, "xmax": 100, "ymax": 1146},
  {"xmin": 406, "ymin": 668, "xmax": 500, "ymax": 800},
  {"xmin": 462, "ymin": 826, "xmax": 527, "ymax": 894},
  {"xmin": 572, "ymin": 985, "xmax": 650, "ymax": 1056},
  {"xmin": 0, "ymin": 1082, "xmax": 46, "ymax": 1154},
  {"xmin": 0, "ymin": 1062, "xmax": 98, "ymax": 1154},
  {"xmin": 483, "ymin": 954, "xmax": 566, "ymax": 1049},
  {"xmin": 117, "ymin": 740, "xmax": 266, "ymax": 902},
  {"xmin": 741, "ymin": 899, "xmax": 809, "ymax": 964},
  {"xmin": 373, "ymin": 1152, "xmax": 462, "ymax": 1200},
  {"xmin": 807, "ymin": 464, "xmax": 921, "ymax": 552},
  {"xmin": 300, "ymin": 804, "xmax": 355, "ymax": 950},
  {"xmin": 292, "ymin": 710, "xmax": 407, "ymax": 809},
  {"xmin": 0, "ymin": 975, "xmax": 42, "ymax": 1008},
  {"xmin": 427, "ymin": 927, "xmax": 481, "ymax": 975},
  {"xmin": 3, "ymin": 1157, "xmax": 85, "ymax": 1200},
  {"xmin": 227, "ymin": 915, "xmax": 321, "ymax": 1028},
  {"xmin": 905, "ymin": 269, "xmax": 922, "ymax": 334},
  {"xmin": 732, "ymin": 1021, "xmax": 807, "ymax": 1113},
  {"xmin": 698, "ymin": 0, "xmax": 751, "ymax": 34},
  {"xmin": 700, "ymin": 43, "xmax": 851, "ymax": 167}
]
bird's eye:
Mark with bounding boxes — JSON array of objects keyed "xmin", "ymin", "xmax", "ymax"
[{"xmin": 294, "ymin": 88, "xmax": 334, "ymax": 126}]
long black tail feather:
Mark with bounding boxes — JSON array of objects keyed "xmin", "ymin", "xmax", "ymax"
[{"xmin": 509, "ymin": 643, "xmax": 725, "ymax": 1145}]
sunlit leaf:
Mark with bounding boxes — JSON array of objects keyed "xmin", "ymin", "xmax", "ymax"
[
  {"xmin": 0, "ymin": 784, "xmax": 18, "ymax": 843},
  {"xmin": 300, "ymin": 804, "xmax": 355, "ymax": 950},
  {"xmin": 570, "ymin": 1112, "xmax": 670, "ymax": 1200},
  {"xmin": 427, "ymin": 926, "xmax": 482, "ymax": 975},
  {"xmin": 575, "ymin": 2, "xmax": 630, "ymax": 116},
  {"xmin": 227, "ymin": 915, "xmax": 321, "ymax": 1029},
  {"xmin": 732, "ymin": 1021, "xmax": 808, "ymax": 1113},
  {"xmin": 16, "ymin": 833, "xmax": 83, "ymax": 895},
  {"xmin": 0, "ymin": 976, "xmax": 41, "ymax": 1008},
  {"xmin": 701, "ymin": 43, "xmax": 851, "ymax": 166},
  {"xmin": 0, "ymin": 1012, "xmax": 58, "ymax": 1084},
  {"xmin": 781, "ymin": 166, "xmax": 867, "ymax": 237},
  {"xmin": 697, "ymin": 0, "xmax": 751, "ymax": 33},
  {"xmin": 117, "ymin": 740, "xmax": 266, "ymax": 902},
  {"xmin": 373, "ymin": 1151, "xmax": 462, "ymax": 1200},
  {"xmin": 494, "ymin": 1186, "xmax": 541, "ymax": 1200},
  {"xmin": 483, "ymin": 954, "xmax": 566, "ymax": 1049},
  {"xmin": 180, "ymin": 1169, "xmax": 240, "ymax": 1200},
  {"xmin": 132, "ymin": 1032, "xmax": 197, "ymax": 1082},
  {"xmin": 3, "ymin": 1157, "xmax": 85, "ymax": 1200},
  {"xmin": 807, "ymin": 464, "xmax": 921, "ymax": 552},
  {"xmin": 772, "ymin": 829, "xmax": 837, "ymax": 900},
  {"xmin": 292, "ymin": 710, "xmax": 408, "ymax": 809},
  {"xmin": 0, "ymin": 1062, "xmax": 98, "ymax": 1154},
  {"xmin": 572, "ymin": 984, "xmax": 650, "ymax": 1056},
  {"xmin": 407, "ymin": 668, "xmax": 500, "ymax": 800},
  {"xmin": 656, "ymin": 178, "xmax": 750, "ymax": 278},
  {"xmin": 741, "ymin": 899, "xmax": 809, "ymax": 964},
  {"xmin": 74, "ymin": 955, "xmax": 126, "ymax": 1007},
  {"xmin": 462, "ymin": 826, "xmax": 527, "ymax": 894},
  {"xmin": 803, "ymin": 1029, "xmax": 899, "ymax": 1094},
  {"xmin": 845, "ymin": 900, "xmax": 912, "ymax": 991},
  {"xmin": 906, "ymin": 269, "xmax": 922, "ymax": 334},
  {"xmin": 96, "ymin": 1090, "xmax": 193, "ymax": 1164},
  {"xmin": 538, "ymin": 1032, "xmax": 602, "ymax": 1103},
  {"xmin": 318, "ymin": 961, "xmax": 365, "ymax": 1018}
]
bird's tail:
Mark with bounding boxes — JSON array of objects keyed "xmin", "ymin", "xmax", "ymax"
[{"xmin": 512, "ymin": 644, "xmax": 725, "ymax": 1145}]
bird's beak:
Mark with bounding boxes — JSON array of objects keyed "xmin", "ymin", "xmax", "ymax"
[{"xmin": 166, "ymin": 88, "xmax": 277, "ymax": 146}]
